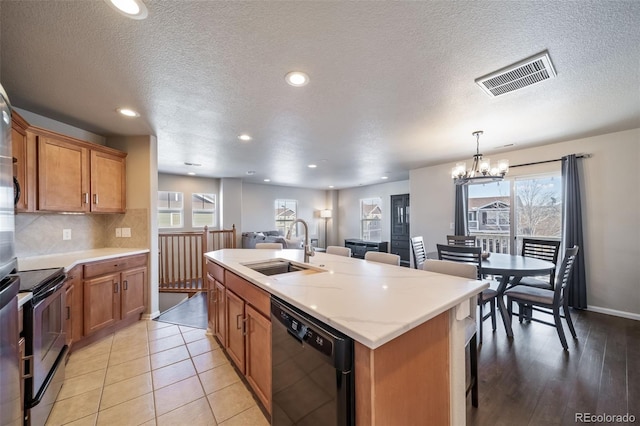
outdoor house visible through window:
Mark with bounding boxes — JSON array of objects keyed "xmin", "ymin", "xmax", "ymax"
[
  {"xmin": 468, "ymin": 173, "xmax": 562, "ymax": 254},
  {"xmin": 192, "ymin": 193, "xmax": 216, "ymax": 227},
  {"xmin": 275, "ymin": 199, "xmax": 297, "ymax": 237},
  {"xmin": 361, "ymin": 197, "xmax": 382, "ymax": 241},
  {"xmin": 158, "ymin": 191, "xmax": 183, "ymax": 228}
]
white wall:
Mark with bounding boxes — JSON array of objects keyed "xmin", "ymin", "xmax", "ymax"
[
  {"xmin": 157, "ymin": 174, "xmax": 221, "ymax": 231},
  {"xmin": 410, "ymin": 128, "xmax": 640, "ymax": 318},
  {"xmin": 241, "ymin": 183, "xmax": 328, "ymax": 242},
  {"xmin": 337, "ymin": 180, "xmax": 410, "ymax": 246}
]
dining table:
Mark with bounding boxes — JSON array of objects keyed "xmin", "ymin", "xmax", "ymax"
[
  {"xmin": 478, "ymin": 252, "xmax": 556, "ymax": 337},
  {"xmin": 426, "ymin": 251, "xmax": 557, "ymax": 337}
]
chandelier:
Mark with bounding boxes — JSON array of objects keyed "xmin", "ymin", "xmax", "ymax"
[{"xmin": 451, "ymin": 131, "xmax": 509, "ymax": 185}]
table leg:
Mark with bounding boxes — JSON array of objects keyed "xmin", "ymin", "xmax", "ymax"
[{"xmin": 496, "ymin": 275, "xmax": 513, "ymax": 337}]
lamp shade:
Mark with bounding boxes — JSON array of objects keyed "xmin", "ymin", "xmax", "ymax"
[{"xmin": 320, "ymin": 209, "xmax": 332, "ymax": 218}]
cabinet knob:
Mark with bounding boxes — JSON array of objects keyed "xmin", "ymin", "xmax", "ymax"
[
  {"xmin": 114, "ymin": 282, "xmax": 119, "ymax": 293},
  {"xmin": 83, "ymin": 193, "xmax": 89, "ymax": 204},
  {"xmin": 93, "ymin": 194, "xmax": 99, "ymax": 204},
  {"xmin": 123, "ymin": 280, "xmax": 128, "ymax": 291}
]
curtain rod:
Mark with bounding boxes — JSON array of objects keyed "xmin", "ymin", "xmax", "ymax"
[{"xmin": 509, "ymin": 153, "xmax": 591, "ymax": 169}]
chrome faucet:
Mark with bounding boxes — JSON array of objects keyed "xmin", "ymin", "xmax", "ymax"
[{"xmin": 287, "ymin": 219, "xmax": 315, "ymax": 263}]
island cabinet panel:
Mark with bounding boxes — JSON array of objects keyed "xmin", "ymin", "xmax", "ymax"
[
  {"xmin": 64, "ymin": 283, "xmax": 74, "ymax": 348},
  {"xmin": 209, "ymin": 268, "xmax": 272, "ymax": 414},
  {"xmin": 245, "ymin": 304, "xmax": 271, "ymax": 412},
  {"xmin": 120, "ymin": 266, "xmax": 146, "ymax": 320},
  {"xmin": 226, "ymin": 289, "xmax": 245, "ymax": 372},
  {"xmin": 214, "ymin": 280, "xmax": 226, "ymax": 344},
  {"xmin": 355, "ymin": 311, "xmax": 450, "ymax": 426},
  {"xmin": 206, "ymin": 272, "xmax": 215, "ymax": 333}
]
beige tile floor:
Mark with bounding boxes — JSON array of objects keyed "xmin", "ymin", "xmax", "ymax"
[{"xmin": 47, "ymin": 320, "xmax": 270, "ymax": 426}]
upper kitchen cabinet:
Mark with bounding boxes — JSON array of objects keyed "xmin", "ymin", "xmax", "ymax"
[
  {"xmin": 11, "ymin": 111, "xmax": 36, "ymax": 212},
  {"xmin": 33, "ymin": 127, "xmax": 127, "ymax": 213}
]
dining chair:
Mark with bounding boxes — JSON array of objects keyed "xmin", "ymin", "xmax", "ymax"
[
  {"xmin": 326, "ymin": 246, "xmax": 351, "ymax": 257},
  {"xmin": 436, "ymin": 244, "xmax": 497, "ymax": 343},
  {"xmin": 447, "ymin": 235, "xmax": 477, "ymax": 247},
  {"xmin": 504, "ymin": 246, "xmax": 579, "ymax": 351},
  {"xmin": 516, "ymin": 238, "xmax": 562, "ymax": 289},
  {"xmin": 410, "ymin": 236, "xmax": 427, "ymax": 269},
  {"xmin": 364, "ymin": 251, "xmax": 401, "ymax": 266},
  {"xmin": 422, "ymin": 259, "xmax": 479, "ymax": 407},
  {"xmin": 255, "ymin": 242, "xmax": 283, "ymax": 249}
]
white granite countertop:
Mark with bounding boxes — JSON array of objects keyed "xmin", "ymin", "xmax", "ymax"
[
  {"xmin": 18, "ymin": 292, "xmax": 32, "ymax": 308},
  {"xmin": 206, "ymin": 249, "xmax": 488, "ymax": 349},
  {"xmin": 18, "ymin": 248, "xmax": 150, "ymax": 272}
]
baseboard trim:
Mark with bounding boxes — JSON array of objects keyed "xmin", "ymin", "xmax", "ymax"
[
  {"xmin": 587, "ymin": 305, "xmax": 640, "ymax": 321},
  {"xmin": 142, "ymin": 311, "xmax": 160, "ymax": 320}
]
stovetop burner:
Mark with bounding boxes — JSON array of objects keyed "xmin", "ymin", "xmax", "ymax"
[{"xmin": 15, "ymin": 267, "xmax": 66, "ymax": 295}]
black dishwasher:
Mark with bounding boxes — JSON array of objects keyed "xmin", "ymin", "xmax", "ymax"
[{"xmin": 271, "ymin": 297, "xmax": 354, "ymax": 426}]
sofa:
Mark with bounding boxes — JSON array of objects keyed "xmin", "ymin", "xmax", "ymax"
[{"xmin": 241, "ymin": 231, "xmax": 303, "ymax": 249}]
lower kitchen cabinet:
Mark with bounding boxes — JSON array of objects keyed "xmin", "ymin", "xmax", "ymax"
[
  {"xmin": 82, "ymin": 254, "xmax": 147, "ymax": 337},
  {"xmin": 214, "ymin": 280, "xmax": 226, "ymax": 345},
  {"xmin": 65, "ymin": 265, "xmax": 83, "ymax": 347},
  {"xmin": 64, "ymin": 283, "xmax": 74, "ymax": 347},
  {"xmin": 245, "ymin": 304, "xmax": 271, "ymax": 410},
  {"xmin": 226, "ymin": 290, "xmax": 245, "ymax": 371}
]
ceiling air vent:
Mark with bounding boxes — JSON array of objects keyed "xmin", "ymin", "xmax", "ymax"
[{"xmin": 475, "ymin": 51, "xmax": 556, "ymax": 97}]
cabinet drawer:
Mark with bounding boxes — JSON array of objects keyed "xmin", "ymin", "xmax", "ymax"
[
  {"xmin": 84, "ymin": 254, "xmax": 148, "ymax": 278},
  {"xmin": 207, "ymin": 261, "xmax": 224, "ymax": 283},
  {"xmin": 225, "ymin": 271, "xmax": 270, "ymax": 318}
]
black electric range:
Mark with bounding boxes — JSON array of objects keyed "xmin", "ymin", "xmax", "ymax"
[{"xmin": 15, "ymin": 267, "xmax": 66, "ymax": 303}]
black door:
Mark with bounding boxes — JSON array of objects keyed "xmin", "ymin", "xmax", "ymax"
[{"xmin": 390, "ymin": 194, "xmax": 410, "ymax": 267}]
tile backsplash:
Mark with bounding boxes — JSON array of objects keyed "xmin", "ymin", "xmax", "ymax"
[{"xmin": 15, "ymin": 208, "xmax": 149, "ymax": 257}]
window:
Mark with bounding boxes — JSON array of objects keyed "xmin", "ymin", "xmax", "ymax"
[
  {"xmin": 158, "ymin": 191, "xmax": 183, "ymax": 228},
  {"xmin": 192, "ymin": 193, "xmax": 216, "ymax": 228},
  {"xmin": 275, "ymin": 200, "xmax": 297, "ymax": 237},
  {"xmin": 468, "ymin": 173, "xmax": 562, "ymax": 254},
  {"xmin": 361, "ymin": 197, "xmax": 382, "ymax": 241}
]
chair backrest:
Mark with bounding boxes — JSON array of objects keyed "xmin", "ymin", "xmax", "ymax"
[
  {"xmin": 255, "ymin": 242, "xmax": 283, "ymax": 249},
  {"xmin": 447, "ymin": 235, "xmax": 477, "ymax": 247},
  {"xmin": 364, "ymin": 251, "xmax": 401, "ymax": 266},
  {"xmin": 521, "ymin": 238, "xmax": 561, "ymax": 264},
  {"xmin": 326, "ymin": 246, "xmax": 351, "ymax": 257},
  {"xmin": 423, "ymin": 259, "xmax": 478, "ymax": 280},
  {"xmin": 554, "ymin": 245, "xmax": 579, "ymax": 302},
  {"xmin": 436, "ymin": 244, "xmax": 482, "ymax": 279},
  {"xmin": 410, "ymin": 236, "xmax": 427, "ymax": 269}
]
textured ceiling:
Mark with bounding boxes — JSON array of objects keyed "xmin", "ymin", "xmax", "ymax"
[{"xmin": 1, "ymin": 1, "xmax": 639, "ymax": 189}]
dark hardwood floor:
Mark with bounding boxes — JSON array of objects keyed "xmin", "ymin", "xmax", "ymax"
[{"xmin": 467, "ymin": 309, "xmax": 639, "ymax": 425}]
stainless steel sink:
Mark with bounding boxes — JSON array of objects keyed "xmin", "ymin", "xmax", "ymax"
[{"xmin": 242, "ymin": 259, "xmax": 320, "ymax": 276}]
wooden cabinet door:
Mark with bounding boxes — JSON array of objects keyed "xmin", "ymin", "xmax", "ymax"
[
  {"xmin": 38, "ymin": 136, "xmax": 89, "ymax": 212},
  {"xmin": 245, "ymin": 305, "xmax": 272, "ymax": 413},
  {"xmin": 11, "ymin": 112, "xmax": 35, "ymax": 212},
  {"xmin": 215, "ymin": 280, "xmax": 226, "ymax": 345},
  {"xmin": 90, "ymin": 150, "xmax": 126, "ymax": 213},
  {"xmin": 121, "ymin": 266, "xmax": 146, "ymax": 320},
  {"xmin": 64, "ymin": 284, "xmax": 74, "ymax": 347},
  {"xmin": 66, "ymin": 266, "xmax": 84, "ymax": 344},
  {"xmin": 207, "ymin": 273, "xmax": 215, "ymax": 333},
  {"xmin": 226, "ymin": 290, "xmax": 245, "ymax": 372},
  {"xmin": 83, "ymin": 273, "xmax": 119, "ymax": 335}
]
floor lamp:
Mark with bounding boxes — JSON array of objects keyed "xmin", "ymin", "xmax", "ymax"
[{"xmin": 321, "ymin": 209, "xmax": 332, "ymax": 248}]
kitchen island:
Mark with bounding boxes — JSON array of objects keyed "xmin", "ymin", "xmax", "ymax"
[{"xmin": 205, "ymin": 249, "xmax": 488, "ymax": 425}]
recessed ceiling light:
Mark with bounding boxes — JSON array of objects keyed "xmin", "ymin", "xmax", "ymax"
[
  {"xmin": 381, "ymin": 176, "xmax": 389, "ymax": 180},
  {"xmin": 105, "ymin": 0, "xmax": 148, "ymax": 20},
  {"xmin": 285, "ymin": 71, "xmax": 309, "ymax": 87},
  {"xmin": 116, "ymin": 107, "xmax": 140, "ymax": 117},
  {"xmin": 187, "ymin": 172, "xmax": 196, "ymax": 176},
  {"xmin": 264, "ymin": 179, "xmax": 271, "ymax": 182},
  {"xmin": 307, "ymin": 164, "xmax": 317, "ymax": 168},
  {"xmin": 238, "ymin": 134, "xmax": 252, "ymax": 141},
  {"xmin": 329, "ymin": 185, "xmax": 335, "ymax": 189},
  {"xmin": 246, "ymin": 171, "xmax": 256, "ymax": 175}
]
